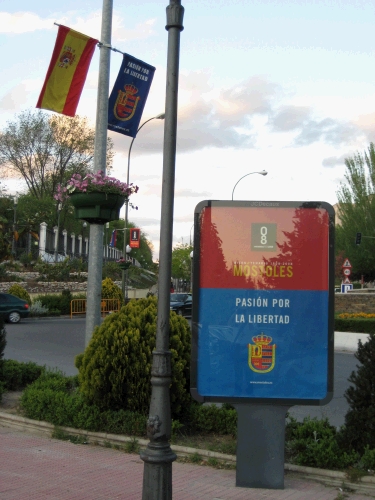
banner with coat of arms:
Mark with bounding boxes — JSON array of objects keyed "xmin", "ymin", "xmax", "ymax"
[{"xmin": 108, "ymin": 54, "xmax": 156, "ymax": 138}]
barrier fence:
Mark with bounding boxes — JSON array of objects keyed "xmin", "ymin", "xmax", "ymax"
[{"xmin": 70, "ymin": 298, "xmax": 121, "ymax": 318}]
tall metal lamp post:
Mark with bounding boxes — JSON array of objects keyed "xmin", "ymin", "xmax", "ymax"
[
  {"xmin": 121, "ymin": 112, "xmax": 165, "ymax": 299},
  {"xmin": 231, "ymin": 170, "xmax": 268, "ymax": 200},
  {"xmin": 140, "ymin": 1, "xmax": 184, "ymax": 498},
  {"xmin": 11, "ymin": 195, "xmax": 18, "ymax": 258}
]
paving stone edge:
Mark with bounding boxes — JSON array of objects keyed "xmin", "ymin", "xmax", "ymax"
[{"xmin": 1, "ymin": 411, "xmax": 375, "ymax": 496}]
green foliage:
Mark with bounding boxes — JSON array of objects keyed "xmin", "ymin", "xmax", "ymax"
[
  {"xmin": 75, "ymin": 296, "xmax": 191, "ymax": 418},
  {"xmin": 1, "ymin": 359, "xmax": 45, "ymax": 390},
  {"xmin": 334, "ymin": 317, "xmax": 375, "ymax": 334},
  {"xmin": 360, "ymin": 446, "xmax": 375, "ymax": 470},
  {"xmin": 20, "ymin": 371, "xmax": 147, "ymax": 436},
  {"xmin": 340, "ymin": 333, "xmax": 375, "ymax": 453},
  {"xmin": 336, "ymin": 143, "xmax": 375, "ymax": 280},
  {"xmin": 187, "ymin": 402, "xmax": 237, "ymax": 436},
  {"xmin": 34, "ymin": 260, "xmax": 71, "ymax": 282},
  {"xmin": 0, "ymin": 315, "xmax": 6, "ymax": 363},
  {"xmin": 171, "ymin": 244, "xmax": 193, "ymax": 281},
  {"xmin": 102, "ymin": 262, "xmax": 122, "ymax": 281},
  {"xmin": 101, "ymin": 277, "xmax": 123, "ymax": 303},
  {"xmin": 286, "ymin": 416, "xmax": 358, "ymax": 469},
  {"xmin": 7, "ymin": 283, "xmax": 31, "ymax": 305}
]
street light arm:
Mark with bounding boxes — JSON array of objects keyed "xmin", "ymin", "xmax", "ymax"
[
  {"xmin": 127, "ymin": 113, "xmax": 165, "ymax": 184},
  {"xmin": 231, "ymin": 170, "xmax": 268, "ymax": 200}
]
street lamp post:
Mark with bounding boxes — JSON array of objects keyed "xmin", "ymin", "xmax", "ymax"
[
  {"xmin": 140, "ymin": 1, "xmax": 184, "ymax": 498},
  {"xmin": 121, "ymin": 112, "xmax": 165, "ymax": 298},
  {"xmin": 231, "ymin": 170, "xmax": 268, "ymax": 200},
  {"xmin": 11, "ymin": 195, "xmax": 18, "ymax": 258}
]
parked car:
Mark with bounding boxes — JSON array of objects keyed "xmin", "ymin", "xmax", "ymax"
[
  {"xmin": 170, "ymin": 293, "xmax": 192, "ymax": 317},
  {"xmin": 0, "ymin": 293, "xmax": 30, "ymax": 323}
]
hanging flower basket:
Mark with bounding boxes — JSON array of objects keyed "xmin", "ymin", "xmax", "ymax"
[
  {"xmin": 116, "ymin": 260, "xmax": 132, "ymax": 271},
  {"xmin": 69, "ymin": 192, "xmax": 126, "ymax": 224},
  {"xmin": 54, "ymin": 171, "xmax": 139, "ymax": 225}
]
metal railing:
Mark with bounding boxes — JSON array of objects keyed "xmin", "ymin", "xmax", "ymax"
[{"xmin": 70, "ymin": 298, "xmax": 121, "ymax": 318}]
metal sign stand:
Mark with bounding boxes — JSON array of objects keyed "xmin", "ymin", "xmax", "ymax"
[{"xmin": 234, "ymin": 404, "xmax": 290, "ymax": 489}]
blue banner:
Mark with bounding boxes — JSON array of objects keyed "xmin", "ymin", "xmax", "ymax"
[{"xmin": 108, "ymin": 54, "xmax": 156, "ymax": 138}]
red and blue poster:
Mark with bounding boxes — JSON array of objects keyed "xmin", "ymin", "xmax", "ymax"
[{"xmin": 191, "ymin": 201, "xmax": 334, "ymax": 405}]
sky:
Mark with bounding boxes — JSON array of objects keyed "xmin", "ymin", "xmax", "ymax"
[{"xmin": 0, "ymin": 0, "xmax": 374, "ymax": 259}]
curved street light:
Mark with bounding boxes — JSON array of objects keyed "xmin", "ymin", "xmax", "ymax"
[
  {"xmin": 122, "ymin": 113, "xmax": 165, "ymax": 299},
  {"xmin": 231, "ymin": 170, "xmax": 268, "ymax": 200}
]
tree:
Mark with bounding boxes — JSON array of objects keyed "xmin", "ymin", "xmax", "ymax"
[
  {"xmin": 339, "ymin": 333, "xmax": 375, "ymax": 453},
  {"xmin": 0, "ymin": 109, "xmax": 114, "ymax": 200},
  {"xmin": 336, "ymin": 143, "xmax": 375, "ymax": 280},
  {"xmin": 171, "ymin": 243, "xmax": 193, "ymax": 282}
]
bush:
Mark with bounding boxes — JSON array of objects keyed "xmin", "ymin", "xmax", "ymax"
[
  {"xmin": 33, "ymin": 291, "xmax": 73, "ymax": 315},
  {"xmin": 339, "ymin": 333, "xmax": 375, "ymax": 453},
  {"xmin": 75, "ymin": 296, "xmax": 191, "ymax": 418},
  {"xmin": 101, "ymin": 277, "xmax": 123, "ymax": 303},
  {"xmin": 20, "ymin": 371, "xmax": 147, "ymax": 436},
  {"xmin": 187, "ymin": 402, "xmax": 237, "ymax": 436},
  {"xmin": 102, "ymin": 262, "xmax": 123, "ymax": 281},
  {"xmin": 34, "ymin": 260, "xmax": 71, "ymax": 282},
  {"xmin": 2, "ymin": 359, "xmax": 45, "ymax": 390},
  {"xmin": 335, "ymin": 317, "xmax": 375, "ymax": 334},
  {"xmin": 286, "ymin": 416, "xmax": 358, "ymax": 470},
  {"xmin": 7, "ymin": 283, "xmax": 31, "ymax": 305},
  {"xmin": 29, "ymin": 300, "xmax": 49, "ymax": 317}
]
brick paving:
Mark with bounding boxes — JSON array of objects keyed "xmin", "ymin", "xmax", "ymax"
[{"xmin": 0, "ymin": 426, "xmax": 373, "ymax": 500}]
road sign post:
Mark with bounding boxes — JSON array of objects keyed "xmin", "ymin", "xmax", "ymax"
[{"xmin": 191, "ymin": 200, "xmax": 335, "ymax": 489}]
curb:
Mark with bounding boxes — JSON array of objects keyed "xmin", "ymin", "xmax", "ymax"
[{"xmin": 1, "ymin": 411, "xmax": 375, "ymax": 496}]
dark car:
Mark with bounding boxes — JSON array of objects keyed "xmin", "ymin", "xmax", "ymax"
[
  {"xmin": 170, "ymin": 293, "xmax": 192, "ymax": 317},
  {"xmin": 0, "ymin": 293, "xmax": 30, "ymax": 323}
]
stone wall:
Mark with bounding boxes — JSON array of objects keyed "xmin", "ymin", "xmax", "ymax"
[{"xmin": 335, "ymin": 292, "xmax": 375, "ymax": 314}]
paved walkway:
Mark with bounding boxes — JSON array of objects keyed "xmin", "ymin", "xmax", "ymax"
[{"xmin": 0, "ymin": 425, "xmax": 372, "ymax": 500}]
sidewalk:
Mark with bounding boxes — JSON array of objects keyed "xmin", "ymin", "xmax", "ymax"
[
  {"xmin": 0, "ymin": 425, "xmax": 372, "ymax": 500},
  {"xmin": 334, "ymin": 331, "xmax": 369, "ymax": 353}
]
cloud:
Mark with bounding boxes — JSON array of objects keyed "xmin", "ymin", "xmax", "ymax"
[
  {"xmin": 322, "ymin": 154, "xmax": 348, "ymax": 168},
  {"xmin": 270, "ymin": 104, "xmax": 361, "ymax": 147},
  {"xmin": 0, "ymin": 12, "xmax": 55, "ymax": 33},
  {"xmin": 175, "ymin": 188, "xmax": 211, "ymax": 198},
  {"xmin": 0, "ymin": 80, "xmax": 40, "ymax": 112}
]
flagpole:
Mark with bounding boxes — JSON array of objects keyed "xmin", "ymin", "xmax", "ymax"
[{"xmin": 85, "ymin": 0, "xmax": 113, "ymax": 347}]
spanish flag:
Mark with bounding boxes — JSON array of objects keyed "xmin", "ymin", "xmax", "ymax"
[{"xmin": 36, "ymin": 25, "xmax": 98, "ymax": 117}]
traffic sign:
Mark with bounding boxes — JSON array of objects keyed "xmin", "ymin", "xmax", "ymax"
[
  {"xmin": 343, "ymin": 277, "xmax": 351, "ymax": 284},
  {"xmin": 341, "ymin": 283, "xmax": 353, "ymax": 293},
  {"xmin": 342, "ymin": 258, "xmax": 352, "ymax": 268},
  {"xmin": 343, "ymin": 268, "xmax": 351, "ymax": 276}
]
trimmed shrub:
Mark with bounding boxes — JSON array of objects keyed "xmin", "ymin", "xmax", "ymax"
[
  {"xmin": 20, "ymin": 372, "xmax": 147, "ymax": 436},
  {"xmin": 2, "ymin": 359, "xmax": 45, "ymax": 390},
  {"xmin": 335, "ymin": 317, "xmax": 375, "ymax": 334},
  {"xmin": 339, "ymin": 333, "xmax": 375, "ymax": 453},
  {"xmin": 7, "ymin": 284, "xmax": 31, "ymax": 305},
  {"xmin": 187, "ymin": 402, "xmax": 237, "ymax": 436},
  {"xmin": 33, "ymin": 291, "xmax": 73, "ymax": 315},
  {"xmin": 75, "ymin": 296, "xmax": 191, "ymax": 418},
  {"xmin": 101, "ymin": 277, "xmax": 123, "ymax": 303}
]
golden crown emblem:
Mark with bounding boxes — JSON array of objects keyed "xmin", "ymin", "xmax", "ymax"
[
  {"xmin": 124, "ymin": 84, "xmax": 138, "ymax": 95},
  {"xmin": 252, "ymin": 333, "xmax": 272, "ymax": 346}
]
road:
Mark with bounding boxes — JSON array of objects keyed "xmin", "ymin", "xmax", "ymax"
[{"xmin": 3, "ymin": 317, "xmax": 359, "ymax": 428}]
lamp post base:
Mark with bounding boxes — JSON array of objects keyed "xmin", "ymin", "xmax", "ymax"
[{"xmin": 140, "ymin": 441, "xmax": 176, "ymax": 500}]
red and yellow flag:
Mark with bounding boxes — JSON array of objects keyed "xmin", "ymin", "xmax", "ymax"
[{"xmin": 36, "ymin": 25, "xmax": 98, "ymax": 117}]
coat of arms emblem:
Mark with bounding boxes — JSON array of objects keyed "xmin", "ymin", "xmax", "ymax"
[
  {"xmin": 58, "ymin": 46, "xmax": 76, "ymax": 69},
  {"xmin": 248, "ymin": 333, "xmax": 276, "ymax": 373},
  {"xmin": 114, "ymin": 84, "xmax": 140, "ymax": 121}
]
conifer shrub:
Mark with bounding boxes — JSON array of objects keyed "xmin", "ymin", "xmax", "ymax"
[
  {"xmin": 339, "ymin": 333, "xmax": 375, "ymax": 453},
  {"xmin": 8, "ymin": 283, "xmax": 31, "ymax": 305},
  {"xmin": 75, "ymin": 296, "xmax": 191, "ymax": 418},
  {"xmin": 101, "ymin": 277, "xmax": 123, "ymax": 304}
]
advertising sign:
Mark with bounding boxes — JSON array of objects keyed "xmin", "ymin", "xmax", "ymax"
[
  {"xmin": 129, "ymin": 228, "xmax": 140, "ymax": 248},
  {"xmin": 191, "ymin": 201, "xmax": 335, "ymax": 405}
]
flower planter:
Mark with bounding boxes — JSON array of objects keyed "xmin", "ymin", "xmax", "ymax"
[
  {"xmin": 69, "ymin": 192, "xmax": 126, "ymax": 224},
  {"xmin": 117, "ymin": 261, "xmax": 132, "ymax": 271}
]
